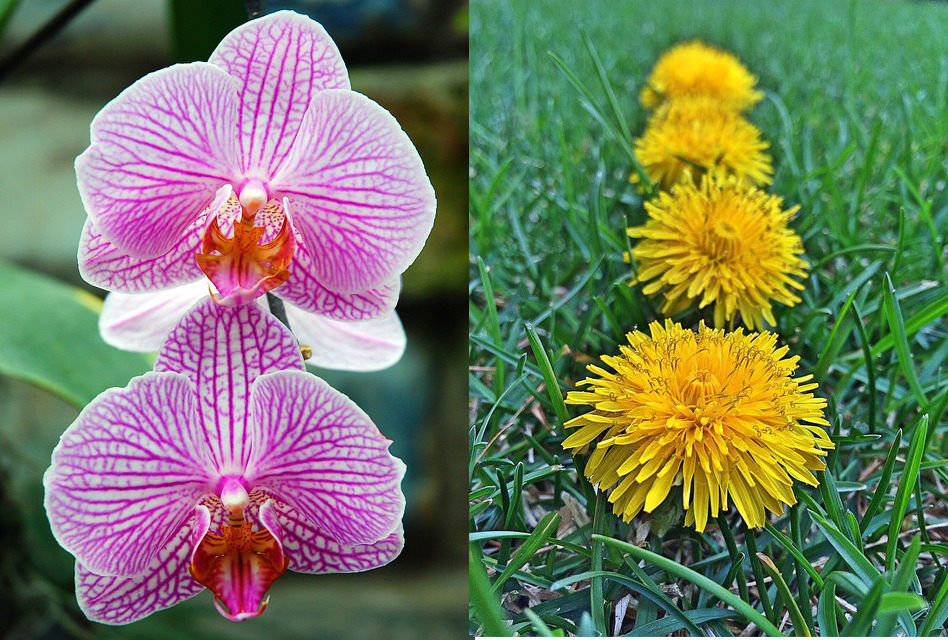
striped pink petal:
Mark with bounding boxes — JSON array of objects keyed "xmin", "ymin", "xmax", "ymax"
[
  {"xmin": 78, "ymin": 186, "xmax": 231, "ymax": 293},
  {"xmin": 208, "ymin": 10, "xmax": 349, "ymax": 178},
  {"xmin": 246, "ymin": 370, "xmax": 405, "ymax": 547},
  {"xmin": 44, "ymin": 373, "xmax": 213, "ymax": 577},
  {"xmin": 270, "ymin": 90, "xmax": 436, "ymax": 294},
  {"xmin": 270, "ymin": 499, "xmax": 403, "ymax": 573},
  {"xmin": 76, "ymin": 63, "xmax": 240, "ymax": 258},
  {"xmin": 99, "ymin": 283, "xmax": 209, "ymax": 352},
  {"xmin": 75, "ymin": 507, "xmax": 210, "ymax": 625},
  {"xmin": 275, "ymin": 239, "xmax": 400, "ymax": 320},
  {"xmin": 285, "ymin": 305, "xmax": 406, "ymax": 371},
  {"xmin": 154, "ymin": 298, "xmax": 304, "ymax": 473}
]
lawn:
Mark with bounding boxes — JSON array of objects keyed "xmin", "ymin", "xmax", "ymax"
[{"xmin": 469, "ymin": 0, "xmax": 948, "ymax": 636}]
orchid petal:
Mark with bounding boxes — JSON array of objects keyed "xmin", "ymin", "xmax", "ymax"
[
  {"xmin": 75, "ymin": 507, "xmax": 209, "ymax": 625},
  {"xmin": 99, "ymin": 283, "xmax": 209, "ymax": 352},
  {"xmin": 270, "ymin": 90, "xmax": 436, "ymax": 293},
  {"xmin": 78, "ymin": 186, "xmax": 230, "ymax": 293},
  {"xmin": 246, "ymin": 370, "xmax": 406, "ymax": 546},
  {"xmin": 284, "ymin": 304, "xmax": 405, "ymax": 371},
  {"xmin": 154, "ymin": 298, "xmax": 304, "ymax": 473},
  {"xmin": 270, "ymin": 500, "xmax": 403, "ymax": 573},
  {"xmin": 274, "ymin": 239, "xmax": 400, "ymax": 320},
  {"xmin": 44, "ymin": 373, "xmax": 212, "ymax": 577},
  {"xmin": 76, "ymin": 63, "xmax": 240, "ymax": 258},
  {"xmin": 208, "ymin": 10, "xmax": 349, "ymax": 177}
]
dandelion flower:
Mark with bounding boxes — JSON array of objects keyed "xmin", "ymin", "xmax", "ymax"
[
  {"xmin": 640, "ymin": 40, "xmax": 764, "ymax": 111},
  {"xmin": 627, "ymin": 173, "xmax": 807, "ymax": 330},
  {"xmin": 634, "ymin": 99, "xmax": 773, "ymax": 189},
  {"xmin": 563, "ymin": 320, "xmax": 833, "ymax": 531}
]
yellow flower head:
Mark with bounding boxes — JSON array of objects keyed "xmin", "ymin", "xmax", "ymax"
[
  {"xmin": 633, "ymin": 99, "xmax": 773, "ymax": 190},
  {"xmin": 627, "ymin": 173, "xmax": 808, "ymax": 331},
  {"xmin": 563, "ymin": 320, "xmax": 833, "ymax": 532},
  {"xmin": 640, "ymin": 40, "xmax": 764, "ymax": 111}
]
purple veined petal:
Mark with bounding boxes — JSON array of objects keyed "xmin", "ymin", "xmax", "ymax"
[
  {"xmin": 284, "ymin": 303, "xmax": 406, "ymax": 371},
  {"xmin": 75, "ymin": 507, "xmax": 209, "ymax": 625},
  {"xmin": 78, "ymin": 186, "xmax": 231, "ymax": 293},
  {"xmin": 246, "ymin": 370, "xmax": 406, "ymax": 547},
  {"xmin": 76, "ymin": 63, "xmax": 240, "ymax": 258},
  {"xmin": 274, "ymin": 238, "xmax": 400, "ymax": 320},
  {"xmin": 99, "ymin": 282, "xmax": 210, "ymax": 352},
  {"xmin": 154, "ymin": 298, "xmax": 304, "ymax": 474},
  {"xmin": 270, "ymin": 90, "xmax": 436, "ymax": 294},
  {"xmin": 44, "ymin": 373, "xmax": 213, "ymax": 577},
  {"xmin": 208, "ymin": 10, "xmax": 350, "ymax": 178},
  {"xmin": 270, "ymin": 499, "xmax": 403, "ymax": 574}
]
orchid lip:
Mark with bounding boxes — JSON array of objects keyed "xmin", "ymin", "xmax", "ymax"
[
  {"xmin": 196, "ymin": 194, "xmax": 296, "ymax": 306},
  {"xmin": 188, "ymin": 499, "xmax": 289, "ymax": 622}
]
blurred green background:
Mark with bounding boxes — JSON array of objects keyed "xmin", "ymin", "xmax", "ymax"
[{"xmin": 0, "ymin": 1, "xmax": 467, "ymax": 638}]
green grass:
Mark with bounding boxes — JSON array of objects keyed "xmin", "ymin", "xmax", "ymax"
[{"xmin": 469, "ymin": 0, "xmax": 948, "ymax": 636}]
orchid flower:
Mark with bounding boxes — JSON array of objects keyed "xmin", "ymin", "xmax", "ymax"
[
  {"xmin": 76, "ymin": 10, "xmax": 435, "ymax": 320},
  {"xmin": 44, "ymin": 298, "xmax": 405, "ymax": 624},
  {"xmin": 98, "ymin": 282, "xmax": 406, "ymax": 371}
]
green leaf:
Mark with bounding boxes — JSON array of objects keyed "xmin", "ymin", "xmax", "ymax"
[
  {"xmin": 524, "ymin": 322, "xmax": 569, "ymax": 425},
  {"xmin": 491, "ymin": 512, "xmax": 561, "ymax": 593},
  {"xmin": 871, "ymin": 285, "xmax": 948, "ymax": 358},
  {"xmin": 757, "ymin": 553, "xmax": 812, "ymax": 636},
  {"xmin": 811, "ymin": 511, "xmax": 881, "ymax": 587},
  {"xmin": 764, "ymin": 523, "xmax": 824, "ymax": 589},
  {"xmin": 817, "ymin": 580, "xmax": 839, "ymax": 636},
  {"xmin": 881, "ymin": 272, "xmax": 929, "ymax": 407},
  {"xmin": 470, "ymin": 544, "xmax": 511, "ymax": 636},
  {"xmin": 840, "ymin": 577, "xmax": 884, "ymax": 636},
  {"xmin": 0, "ymin": 261, "xmax": 152, "ymax": 407},
  {"xmin": 814, "ymin": 284, "xmax": 859, "ymax": 381},
  {"xmin": 594, "ymin": 535, "xmax": 783, "ymax": 636},
  {"xmin": 627, "ymin": 608, "xmax": 738, "ymax": 636},
  {"xmin": 878, "ymin": 592, "xmax": 927, "ymax": 614},
  {"xmin": 859, "ymin": 428, "xmax": 902, "ymax": 532},
  {"xmin": 550, "ymin": 569, "xmax": 704, "ymax": 637},
  {"xmin": 920, "ymin": 569, "xmax": 948, "ymax": 635},
  {"xmin": 887, "ymin": 416, "xmax": 928, "ymax": 573}
]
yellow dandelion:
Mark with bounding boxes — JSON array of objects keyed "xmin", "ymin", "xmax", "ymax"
[
  {"xmin": 640, "ymin": 40, "xmax": 764, "ymax": 111},
  {"xmin": 633, "ymin": 99, "xmax": 773, "ymax": 190},
  {"xmin": 563, "ymin": 320, "xmax": 833, "ymax": 532},
  {"xmin": 627, "ymin": 173, "xmax": 807, "ymax": 331}
]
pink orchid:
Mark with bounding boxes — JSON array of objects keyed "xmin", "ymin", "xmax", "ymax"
[
  {"xmin": 44, "ymin": 298, "xmax": 405, "ymax": 624},
  {"xmin": 76, "ymin": 10, "xmax": 435, "ymax": 317},
  {"xmin": 97, "ymin": 282, "xmax": 407, "ymax": 371}
]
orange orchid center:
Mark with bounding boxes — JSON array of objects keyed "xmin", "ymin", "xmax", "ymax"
[
  {"xmin": 189, "ymin": 479, "xmax": 289, "ymax": 622},
  {"xmin": 196, "ymin": 181, "xmax": 296, "ymax": 306}
]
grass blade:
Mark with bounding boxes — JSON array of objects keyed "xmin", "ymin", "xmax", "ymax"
[
  {"xmin": 491, "ymin": 512, "xmax": 562, "ymax": 593},
  {"xmin": 859, "ymin": 428, "xmax": 902, "ymax": 532},
  {"xmin": 524, "ymin": 322, "xmax": 569, "ymax": 426},
  {"xmin": 764, "ymin": 524, "xmax": 824, "ymax": 589},
  {"xmin": 595, "ymin": 534, "xmax": 783, "ymax": 636},
  {"xmin": 470, "ymin": 544, "xmax": 511, "ymax": 636},
  {"xmin": 757, "ymin": 553, "xmax": 812, "ymax": 636},
  {"xmin": 881, "ymin": 272, "xmax": 929, "ymax": 408},
  {"xmin": 811, "ymin": 511, "xmax": 881, "ymax": 587},
  {"xmin": 920, "ymin": 569, "xmax": 948, "ymax": 635},
  {"xmin": 817, "ymin": 580, "xmax": 839, "ymax": 636},
  {"xmin": 840, "ymin": 577, "xmax": 884, "ymax": 636},
  {"xmin": 886, "ymin": 415, "xmax": 928, "ymax": 572}
]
